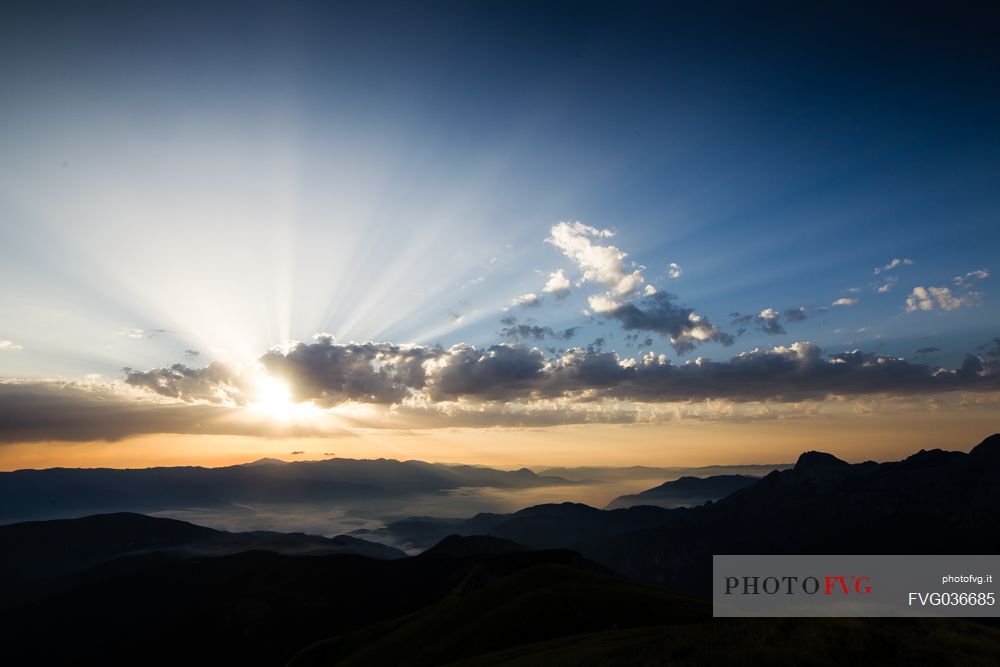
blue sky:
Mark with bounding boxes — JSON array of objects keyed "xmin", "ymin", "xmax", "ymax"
[{"xmin": 0, "ymin": 2, "xmax": 998, "ymax": 464}]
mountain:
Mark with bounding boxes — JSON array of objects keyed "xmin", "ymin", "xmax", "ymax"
[
  {"xmin": 289, "ymin": 564, "xmax": 710, "ymax": 667},
  {"xmin": 535, "ymin": 463, "xmax": 791, "ymax": 482},
  {"xmin": 548, "ymin": 435, "xmax": 1000, "ymax": 595},
  {"xmin": 0, "ymin": 457, "xmax": 576, "ymax": 523},
  {"xmin": 605, "ymin": 474, "xmax": 759, "ymax": 509},
  {"xmin": 0, "ymin": 513, "xmax": 609, "ymax": 665},
  {"xmin": 366, "ymin": 503, "xmax": 674, "ymax": 551},
  {"xmin": 377, "ymin": 435, "xmax": 1000, "ymax": 597},
  {"xmin": 0, "ymin": 512, "xmax": 406, "ymax": 612},
  {"xmin": 4, "ymin": 436, "xmax": 1000, "ymax": 665}
]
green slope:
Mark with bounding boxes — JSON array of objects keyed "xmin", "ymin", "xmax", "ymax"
[
  {"xmin": 449, "ymin": 618, "xmax": 1000, "ymax": 667},
  {"xmin": 289, "ymin": 564, "xmax": 709, "ymax": 666}
]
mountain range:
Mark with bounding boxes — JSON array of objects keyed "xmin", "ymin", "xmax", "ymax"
[
  {"xmin": 0, "ymin": 457, "xmax": 576, "ymax": 523},
  {"xmin": 372, "ymin": 434, "xmax": 1000, "ymax": 595},
  {"xmin": 604, "ymin": 473, "xmax": 760, "ymax": 509},
  {"xmin": 2, "ymin": 434, "xmax": 999, "ymax": 664}
]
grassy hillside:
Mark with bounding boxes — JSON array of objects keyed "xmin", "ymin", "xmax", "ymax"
[
  {"xmin": 292, "ymin": 563, "xmax": 1000, "ymax": 667},
  {"xmin": 449, "ymin": 618, "xmax": 1000, "ymax": 667},
  {"xmin": 290, "ymin": 564, "xmax": 709, "ymax": 666}
]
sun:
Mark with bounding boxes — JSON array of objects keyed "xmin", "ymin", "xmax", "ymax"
[{"xmin": 251, "ymin": 375, "xmax": 297, "ymax": 421}]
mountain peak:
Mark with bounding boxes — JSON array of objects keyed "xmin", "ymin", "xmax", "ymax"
[
  {"xmin": 242, "ymin": 457, "xmax": 288, "ymax": 466},
  {"xmin": 793, "ymin": 451, "xmax": 849, "ymax": 476},
  {"xmin": 969, "ymin": 433, "xmax": 1000, "ymax": 461}
]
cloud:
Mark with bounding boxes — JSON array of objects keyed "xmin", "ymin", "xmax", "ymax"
[
  {"xmin": 542, "ymin": 269, "xmax": 571, "ymax": 298},
  {"xmin": 259, "ymin": 337, "xmax": 437, "ymax": 406},
  {"xmin": 125, "ymin": 362, "xmax": 249, "ymax": 404},
  {"xmin": 667, "ymin": 262, "xmax": 682, "ymax": 279},
  {"xmin": 593, "ymin": 292, "xmax": 734, "ymax": 354},
  {"xmin": 0, "ymin": 380, "xmax": 346, "ymax": 443},
  {"xmin": 730, "ymin": 306, "xmax": 814, "ymax": 336},
  {"xmin": 113, "ymin": 327, "xmax": 147, "ymax": 339},
  {"xmin": 541, "ymin": 341, "xmax": 1000, "ymax": 404},
  {"xmin": 546, "ymin": 222, "xmax": 644, "ymax": 296},
  {"xmin": 905, "ymin": 286, "xmax": 978, "ymax": 312},
  {"xmin": 0, "ymin": 339, "xmax": 23, "ymax": 352},
  {"xmin": 424, "ymin": 344, "xmax": 546, "ymax": 400},
  {"xmin": 5, "ymin": 336, "xmax": 1000, "ymax": 442},
  {"xmin": 874, "ymin": 258, "xmax": 914, "ymax": 274},
  {"xmin": 756, "ymin": 308, "xmax": 786, "ymax": 335},
  {"xmin": 511, "ymin": 293, "xmax": 541, "ymax": 308},
  {"xmin": 954, "ymin": 268, "xmax": 990, "ymax": 289},
  {"xmin": 832, "ymin": 298, "xmax": 858, "ymax": 307},
  {"xmin": 498, "ymin": 318, "xmax": 578, "ymax": 342},
  {"xmin": 783, "ymin": 307, "xmax": 808, "ymax": 322},
  {"xmin": 914, "ymin": 347, "xmax": 941, "ymax": 356}
]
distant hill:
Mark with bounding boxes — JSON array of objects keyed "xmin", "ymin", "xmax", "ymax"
[
  {"xmin": 0, "ymin": 457, "xmax": 576, "ymax": 523},
  {"xmin": 535, "ymin": 463, "xmax": 791, "ymax": 482},
  {"xmin": 363, "ymin": 503, "xmax": 674, "ymax": 551},
  {"xmin": 605, "ymin": 474, "xmax": 759, "ymax": 509}
]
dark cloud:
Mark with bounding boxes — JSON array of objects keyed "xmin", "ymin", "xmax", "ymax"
[
  {"xmin": 552, "ymin": 342, "xmax": 1000, "ymax": 404},
  {"xmin": 978, "ymin": 338, "xmax": 1000, "ymax": 358},
  {"xmin": 7, "ymin": 337, "xmax": 1000, "ymax": 443},
  {"xmin": 601, "ymin": 292, "xmax": 734, "ymax": 354},
  {"xmin": 914, "ymin": 347, "xmax": 942, "ymax": 356},
  {"xmin": 499, "ymin": 318, "xmax": 578, "ymax": 342},
  {"xmin": 0, "ymin": 382, "xmax": 345, "ymax": 443},
  {"xmin": 183, "ymin": 349, "xmax": 200, "ymax": 359},
  {"xmin": 427, "ymin": 344, "xmax": 546, "ymax": 400},
  {"xmin": 127, "ymin": 338, "xmax": 1000, "ymax": 409},
  {"xmin": 784, "ymin": 307, "xmax": 808, "ymax": 322},
  {"xmin": 756, "ymin": 310, "xmax": 786, "ymax": 336},
  {"xmin": 259, "ymin": 337, "xmax": 436, "ymax": 406},
  {"xmin": 125, "ymin": 362, "xmax": 248, "ymax": 404}
]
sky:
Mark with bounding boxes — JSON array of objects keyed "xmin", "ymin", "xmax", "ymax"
[{"xmin": 1, "ymin": 1, "xmax": 998, "ymax": 470}]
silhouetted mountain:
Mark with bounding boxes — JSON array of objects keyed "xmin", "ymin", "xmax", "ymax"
[
  {"xmin": 377, "ymin": 435, "xmax": 1000, "ymax": 598},
  {"xmin": 535, "ymin": 463, "xmax": 791, "ymax": 482},
  {"xmin": 605, "ymin": 474, "xmax": 759, "ymax": 509},
  {"xmin": 4, "ymin": 437, "xmax": 1000, "ymax": 665},
  {"xmin": 0, "ymin": 457, "xmax": 576, "ymax": 523},
  {"xmin": 372, "ymin": 503, "xmax": 674, "ymax": 551},
  {"xmin": 423, "ymin": 534, "xmax": 528, "ymax": 557},
  {"xmin": 290, "ymin": 564, "xmax": 710, "ymax": 667},
  {"xmin": 0, "ymin": 513, "xmax": 610, "ymax": 666},
  {"xmin": 550, "ymin": 435, "xmax": 1000, "ymax": 595}
]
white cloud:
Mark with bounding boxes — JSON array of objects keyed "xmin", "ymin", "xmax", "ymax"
[
  {"xmin": 906, "ymin": 286, "xmax": 978, "ymax": 312},
  {"xmin": 511, "ymin": 293, "xmax": 541, "ymax": 308},
  {"xmin": 954, "ymin": 268, "xmax": 989, "ymax": 289},
  {"xmin": 546, "ymin": 221, "xmax": 644, "ymax": 296},
  {"xmin": 667, "ymin": 262, "xmax": 682, "ymax": 279},
  {"xmin": 832, "ymin": 298, "xmax": 859, "ymax": 307},
  {"xmin": 113, "ymin": 327, "xmax": 146, "ymax": 339},
  {"xmin": 874, "ymin": 257, "xmax": 914, "ymax": 274},
  {"xmin": 587, "ymin": 294, "xmax": 621, "ymax": 314},
  {"xmin": 643, "ymin": 284, "xmax": 657, "ymax": 296},
  {"xmin": 877, "ymin": 283, "xmax": 893, "ymax": 293},
  {"xmin": 758, "ymin": 308, "xmax": 780, "ymax": 320},
  {"xmin": 542, "ymin": 269, "xmax": 571, "ymax": 297},
  {"xmin": 0, "ymin": 339, "xmax": 23, "ymax": 352}
]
